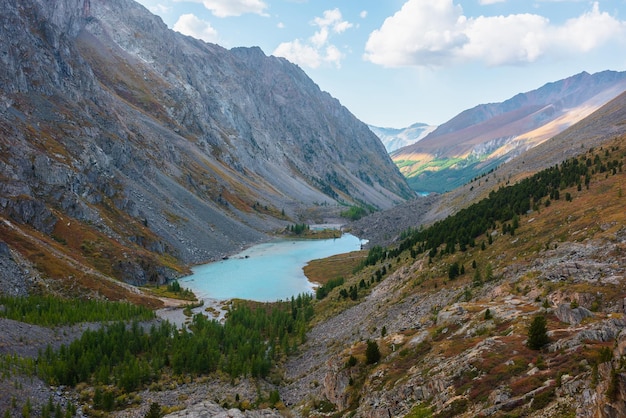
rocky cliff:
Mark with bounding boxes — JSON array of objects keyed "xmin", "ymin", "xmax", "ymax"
[{"xmin": 0, "ymin": 0, "xmax": 412, "ymax": 293}]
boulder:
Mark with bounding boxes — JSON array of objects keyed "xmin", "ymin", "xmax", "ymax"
[{"xmin": 555, "ymin": 304, "xmax": 593, "ymax": 325}]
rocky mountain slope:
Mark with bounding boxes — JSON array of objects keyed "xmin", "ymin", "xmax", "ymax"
[
  {"xmin": 284, "ymin": 129, "xmax": 626, "ymax": 417},
  {"xmin": 351, "ymin": 90, "xmax": 626, "ymax": 256},
  {"xmin": 0, "ymin": 0, "xmax": 412, "ymax": 298},
  {"xmin": 368, "ymin": 123, "xmax": 437, "ymax": 153},
  {"xmin": 392, "ymin": 70, "xmax": 626, "ymax": 193}
]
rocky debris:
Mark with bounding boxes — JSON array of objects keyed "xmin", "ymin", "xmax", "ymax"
[
  {"xmin": 107, "ymin": 378, "xmax": 282, "ymax": 418},
  {"xmin": 436, "ymin": 303, "xmax": 469, "ymax": 326},
  {"xmin": 280, "ymin": 261, "xmax": 460, "ymax": 410},
  {"xmin": 163, "ymin": 402, "xmax": 282, "ymax": 418},
  {"xmin": 550, "ymin": 317, "xmax": 626, "ymax": 351},
  {"xmin": 348, "ymin": 194, "xmax": 442, "ymax": 248},
  {"xmin": 0, "ymin": 374, "xmax": 64, "ymax": 417},
  {"xmin": 322, "ymin": 357, "xmax": 352, "ymax": 411},
  {"xmin": 0, "ymin": 318, "xmax": 106, "ymax": 358},
  {"xmin": 532, "ymin": 240, "xmax": 626, "ymax": 284},
  {"xmin": 0, "ymin": 240, "xmax": 35, "ymax": 296},
  {"xmin": 0, "ymin": 317, "xmax": 105, "ymax": 416}
]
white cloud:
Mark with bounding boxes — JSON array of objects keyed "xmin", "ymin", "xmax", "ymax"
[
  {"xmin": 272, "ymin": 8, "xmax": 353, "ymax": 69},
  {"xmin": 175, "ymin": 0, "xmax": 268, "ymax": 18},
  {"xmin": 151, "ymin": 4, "xmax": 171, "ymax": 14},
  {"xmin": 325, "ymin": 45, "xmax": 343, "ymax": 68},
  {"xmin": 479, "ymin": 0, "xmax": 506, "ymax": 4},
  {"xmin": 553, "ymin": 2, "xmax": 623, "ymax": 52},
  {"xmin": 313, "ymin": 9, "xmax": 353, "ymax": 34},
  {"xmin": 360, "ymin": 10, "xmax": 368, "ymax": 19},
  {"xmin": 274, "ymin": 39, "xmax": 323, "ymax": 68},
  {"xmin": 364, "ymin": 1, "xmax": 468, "ymax": 67},
  {"xmin": 461, "ymin": 13, "xmax": 549, "ymax": 65},
  {"xmin": 173, "ymin": 14, "xmax": 219, "ymax": 43},
  {"xmin": 364, "ymin": 0, "xmax": 625, "ymax": 68}
]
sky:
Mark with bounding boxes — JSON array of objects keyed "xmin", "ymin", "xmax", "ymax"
[{"xmin": 133, "ymin": 0, "xmax": 626, "ymax": 128}]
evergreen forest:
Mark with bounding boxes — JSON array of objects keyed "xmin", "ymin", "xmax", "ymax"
[{"xmin": 1, "ymin": 294, "xmax": 314, "ymax": 412}]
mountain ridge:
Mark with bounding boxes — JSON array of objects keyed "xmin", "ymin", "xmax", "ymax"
[
  {"xmin": 368, "ymin": 123, "xmax": 437, "ymax": 153},
  {"xmin": 0, "ymin": 0, "xmax": 412, "ymax": 292},
  {"xmin": 392, "ymin": 70, "xmax": 626, "ymax": 193}
]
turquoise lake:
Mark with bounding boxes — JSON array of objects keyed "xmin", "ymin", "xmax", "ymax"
[{"xmin": 179, "ymin": 234, "xmax": 364, "ymax": 302}]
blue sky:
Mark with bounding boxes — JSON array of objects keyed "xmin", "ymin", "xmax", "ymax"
[{"xmin": 134, "ymin": 0, "xmax": 626, "ymax": 128}]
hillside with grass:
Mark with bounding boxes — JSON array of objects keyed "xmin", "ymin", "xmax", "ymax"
[{"xmin": 285, "ymin": 133, "xmax": 626, "ymax": 417}]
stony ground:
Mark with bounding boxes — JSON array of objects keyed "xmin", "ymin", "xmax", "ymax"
[
  {"xmin": 0, "ymin": 318, "xmax": 98, "ymax": 415},
  {"xmin": 347, "ymin": 193, "xmax": 443, "ymax": 248}
]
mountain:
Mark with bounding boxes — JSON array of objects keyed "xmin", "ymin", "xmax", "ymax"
[
  {"xmin": 368, "ymin": 123, "xmax": 437, "ymax": 153},
  {"xmin": 0, "ymin": 0, "xmax": 412, "ymax": 294},
  {"xmin": 392, "ymin": 70, "xmax": 626, "ymax": 193},
  {"xmin": 285, "ymin": 91, "xmax": 626, "ymax": 418},
  {"xmin": 3, "ymin": 91, "xmax": 626, "ymax": 417}
]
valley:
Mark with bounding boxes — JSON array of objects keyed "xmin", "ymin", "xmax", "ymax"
[
  {"xmin": 1, "ymin": 0, "xmax": 626, "ymax": 417},
  {"xmin": 386, "ymin": 71, "xmax": 626, "ymax": 194}
]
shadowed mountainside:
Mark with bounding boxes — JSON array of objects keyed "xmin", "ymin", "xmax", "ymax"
[{"xmin": 0, "ymin": 0, "xmax": 412, "ymax": 297}]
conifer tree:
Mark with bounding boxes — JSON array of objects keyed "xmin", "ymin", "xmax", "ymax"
[
  {"xmin": 145, "ymin": 402, "xmax": 163, "ymax": 418},
  {"xmin": 365, "ymin": 340, "xmax": 381, "ymax": 364},
  {"xmin": 527, "ymin": 315, "xmax": 549, "ymax": 350}
]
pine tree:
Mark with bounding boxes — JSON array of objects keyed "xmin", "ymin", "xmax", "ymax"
[
  {"xmin": 527, "ymin": 315, "xmax": 549, "ymax": 350},
  {"xmin": 484, "ymin": 309, "xmax": 492, "ymax": 320},
  {"xmin": 365, "ymin": 340, "xmax": 381, "ymax": 364},
  {"xmin": 448, "ymin": 262, "xmax": 460, "ymax": 280},
  {"xmin": 473, "ymin": 268, "xmax": 482, "ymax": 287},
  {"xmin": 145, "ymin": 402, "xmax": 163, "ymax": 418},
  {"xmin": 485, "ymin": 263, "xmax": 493, "ymax": 282}
]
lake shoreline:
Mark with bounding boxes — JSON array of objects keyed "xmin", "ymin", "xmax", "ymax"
[{"xmin": 178, "ymin": 232, "xmax": 363, "ymax": 303}]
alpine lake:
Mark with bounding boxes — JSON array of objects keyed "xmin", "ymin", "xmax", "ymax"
[{"xmin": 179, "ymin": 230, "xmax": 365, "ymax": 303}]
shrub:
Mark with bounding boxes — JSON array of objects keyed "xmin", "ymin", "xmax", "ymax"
[
  {"xmin": 340, "ymin": 206, "xmax": 367, "ymax": 221},
  {"xmin": 484, "ymin": 309, "xmax": 492, "ymax": 320},
  {"xmin": 145, "ymin": 402, "xmax": 163, "ymax": 418},
  {"xmin": 345, "ymin": 355, "xmax": 357, "ymax": 368}
]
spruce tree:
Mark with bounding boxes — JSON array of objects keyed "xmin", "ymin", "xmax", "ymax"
[
  {"xmin": 527, "ymin": 315, "xmax": 549, "ymax": 350},
  {"xmin": 145, "ymin": 402, "xmax": 163, "ymax": 418},
  {"xmin": 365, "ymin": 340, "xmax": 381, "ymax": 364}
]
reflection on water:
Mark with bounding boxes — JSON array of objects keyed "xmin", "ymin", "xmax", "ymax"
[{"xmin": 180, "ymin": 234, "xmax": 364, "ymax": 302}]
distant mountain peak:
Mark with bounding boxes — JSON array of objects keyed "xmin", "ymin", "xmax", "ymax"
[
  {"xmin": 369, "ymin": 123, "xmax": 437, "ymax": 153},
  {"xmin": 392, "ymin": 69, "xmax": 626, "ymax": 193}
]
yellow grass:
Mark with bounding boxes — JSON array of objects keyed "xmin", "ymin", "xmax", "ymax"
[{"xmin": 303, "ymin": 250, "xmax": 366, "ymax": 285}]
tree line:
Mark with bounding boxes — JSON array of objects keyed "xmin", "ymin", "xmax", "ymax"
[
  {"xmin": 0, "ymin": 295, "xmax": 155, "ymax": 326},
  {"xmin": 31, "ymin": 294, "xmax": 314, "ymax": 411},
  {"xmin": 361, "ymin": 148, "xmax": 623, "ymax": 268}
]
